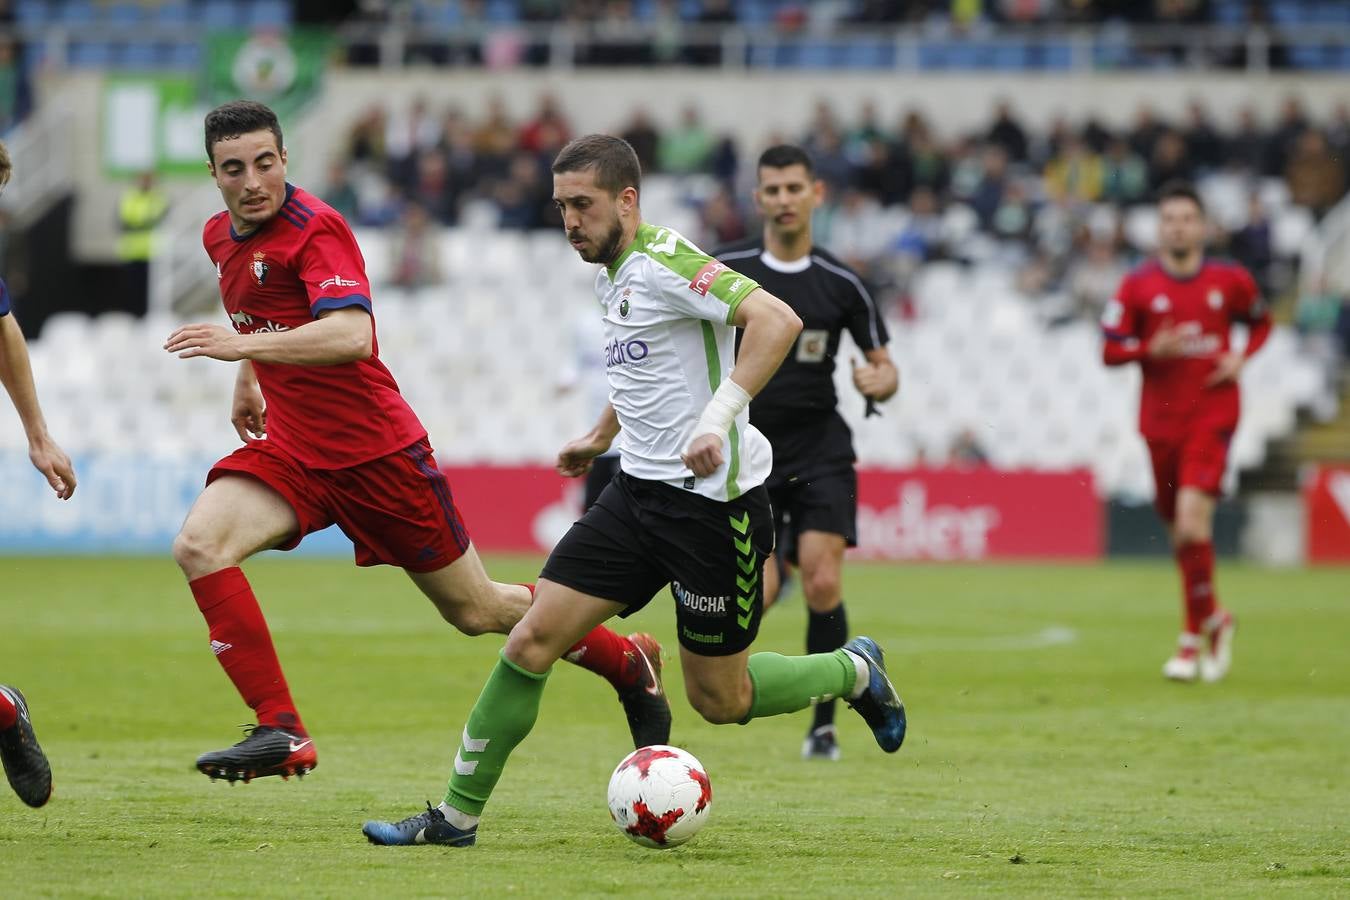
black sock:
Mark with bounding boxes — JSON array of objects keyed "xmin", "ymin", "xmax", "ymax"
[{"xmin": 807, "ymin": 602, "xmax": 848, "ymax": 730}]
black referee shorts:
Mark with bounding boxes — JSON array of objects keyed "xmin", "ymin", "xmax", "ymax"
[
  {"xmin": 541, "ymin": 471, "xmax": 775, "ymax": 657},
  {"xmin": 767, "ymin": 467, "xmax": 858, "ymax": 566}
]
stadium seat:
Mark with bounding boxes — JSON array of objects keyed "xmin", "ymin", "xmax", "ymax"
[
  {"xmin": 246, "ymin": 0, "xmax": 292, "ymax": 28},
  {"xmin": 15, "ymin": 1, "xmax": 50, "ymax": 27}
]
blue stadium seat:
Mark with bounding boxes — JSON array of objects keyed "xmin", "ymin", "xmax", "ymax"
[
  {"xmin": 118, "ymin": 41, "xmax": 161, "ymax": 69},
  {"xmin": 918, "ymin": 43, "xmax": 950, "ymax": 70},
  {"xmin": 246, "ymin": 0, "xmax": 292, "ymax": 28},
  {"xmin": 1289, "ymin": 45, "xmax": 1330, "ymax": 68},
  {"xmin": 155, "ymin": 1, "xmax": 193, "ymax": 26},
  {"xmin": 415, "ymin": 1, "xmax": 463, "ymax": 26},
  {"xmin": 1269, "ymin": 0, "xmax": 1303, "ymax": 24},
  {"xmin": 484, "ymin": 0, "xmax": 517, "ymax": 23},
  {"xmin": 57, "ymin": 0, "xmax": 97, "ymax": 25},
  {"xmin": 69, "ymin": 41, "xmax": 114, "ymax": 68},
  {"xmin": 847, "ymin": 40, "xmax": 895, "ymax": 69},
  {"xmin": 165, "ymin": 41, "xmax": 202, "ymax": 69},
  {"xmin": 15, "ymin": 0, "xmax": 50, "ymax": 27},
  {"xmin": 201, "ymin": 0, "xmax": 242, "ymax": 30},
  {"xmin": 1040, "ymin": 42, "xmax": 1074, "ymax": 69},
  {"xmin": 105, "ymin": 1, "xmax": 147, "ymax": 26},
  {"xmin": 990, "ymin": 43, "xmax": 1028, "ymax": 69}
]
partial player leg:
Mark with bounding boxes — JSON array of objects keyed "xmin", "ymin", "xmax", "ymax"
[
  {"xmin": 1149, "ymin": 440, "xmax": 1199, "ymax": 681},
  {"xmin": 1172, "ymin": 486, "xmax": 1233, "ymax": 682},
  {"xmin": 173, "ymin": 474, "xmax": 315, "ymax": 781},
  {"xmin": 409, "ymin": 556, "xmax": 669, "ymax": 748},
  {"xmin": 363, "ymin": 579, "xmax": 625, "ymax": 846},
  {"xmin": 797, "ymin": 529, "xmax": 849, "ymax": 760},
  {"xmin": 0, "ymin": 685, "xmax": 52, "ymax": 808}
]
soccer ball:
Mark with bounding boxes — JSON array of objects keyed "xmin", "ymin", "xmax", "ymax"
[{"xmin": 606, "ymin": 745, "xmax": 712, "ymax": 849}]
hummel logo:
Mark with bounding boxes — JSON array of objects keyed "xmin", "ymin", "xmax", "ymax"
[
  {"xmin": 210, "ymin": 639, "xmax": 233, "ymax": 656},
  {"xmin": 319, "ymin": 274, "xmax": 360, "ymax": 290},
  {"xmin": 288, "ymin": 738, "xmax": 312, "ymax": 753}
]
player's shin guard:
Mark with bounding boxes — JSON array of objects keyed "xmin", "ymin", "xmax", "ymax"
[
  {"xmin": 807, "ymin": 603, "xmax": 848, "ymax": 729},
  {"xmin": 1175, "ymin": 541, "xmax": 1218, "ymax": 635},
  {"xmin": 444, "ymin": 651, "xmax": 549, "ymax": 816},
  {"xmin": 189, "ymin": 566, "xmax": 305, "ymax": 733},
  {"xmin": 742, "ymin": 650, "xmax": 856, "ymax": 721}
]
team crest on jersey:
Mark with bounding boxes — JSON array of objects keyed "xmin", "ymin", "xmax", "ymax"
[
  {"xmin": 1151, "ymin": 294, "xmax": 1171, "ymax": 312},
  {"xmin": 618, "ymin": 287, "xmax": 632, "ymax": 319},
  {"xmin": 1207, "ymin": 289, "xmax": 1224, "ymax": 310},
  {"xmin": 250, "ymin": 251, "xmax": 269, "ymax": 285}
]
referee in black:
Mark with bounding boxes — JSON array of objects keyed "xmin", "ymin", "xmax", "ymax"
[{"xmin": 715, "ymin": 144, "xmax": 898, "ymax": 761}]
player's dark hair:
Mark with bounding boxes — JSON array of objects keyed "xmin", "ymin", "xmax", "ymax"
[
  {"xmin": 758, "ymin": 144, "xmax": 815, "ymax": 178},
  {"xmin": 551, "ymin": 134, "xmax": 641, "ymax": 197},
  {"xmin": 204, "ymin": 100, "xmax": 284, "ymax": 163},
  {"xmin": 1157, "ymin": 180, "xmax": 1205, "ymax": 214}
]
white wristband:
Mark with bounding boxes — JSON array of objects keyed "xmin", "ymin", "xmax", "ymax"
[{"xmin": 686, "ymin": 378, "xmax": 751, "ymax": 452}]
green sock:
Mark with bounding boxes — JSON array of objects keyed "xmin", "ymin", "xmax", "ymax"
[
  {"xmin": 444, "ymin": 651, "xmax": 549, "ymax": 816},
  {"xmin": 744, "ymin": 649, "xmax": 855, "ymax": 721}
]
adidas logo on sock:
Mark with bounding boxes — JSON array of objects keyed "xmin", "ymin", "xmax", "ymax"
[{"xmin": 210, "ymin": 639, "xmax": 234, "ymax": 656}]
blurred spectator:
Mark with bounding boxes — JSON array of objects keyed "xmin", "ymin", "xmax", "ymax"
[
  {"xmin": 1045, "ymin": 136, "xmax": 1103, "ymax": 203},
  {"xmin": 1128, "ymin": 104, "xmax": 1165, "ymax": 162},
  {"xmin": 494, "ymin": 152, "xmax": 555, "ymax": 230},
  {"xmin": 1147, "ymin": 130, "xmax": 1193, "ymax": 193},
  {"xmin": 698, "ymin": 186, "xmax": 747, "ymax": 247},
  {"xmin": 990, "ymin": 180, "xmax": 1035, "ymax": 244},
  {"xmin": 323, "ymin": 161, "xmax": 361, "ymax": 222},
  {"xmin": 117, "ymin": 172, "xmax": 168, "ymax": 318},
  {"xmin": 0, "ymin": 36, "xmax": 32, "ymax": 135},
  {"xmin": 412, "ymin": 150, "xmax": 459, "ymax": 225},
  {"xmin": 1266, "ymin": 95, "xmax": 1310, "ymax": 177},
  {"xmin": 1225, "ymin": 105, "xmax": 1268, "ymax": 174},
  {"xmin": 1285, "ymin": 129, "xmax": 1346, "ymax": 218},
  {"xmin": 348, "ymin": 106, "xmax": 388, "ymax": 166},
  {"xmin": 1182, "ymin": 100, "xmax": 1223, "ymax": 171},
  {"xmin": 968, "ymin": 145, "xmax": 1011, "ymax": 229},
  {"xmin": 805, "ymin": 125, "xmax": 853, "ymax": 194},
  {"xmin": 1064, "ymin": 234, "xmax": 1126, "ymax": 321},
  {"xmin": 904, "ymin": 119, "xmax": 951, "ymax": 199},
  {"xmin": 987, "ymin": 100, "xmax": 1029, "ymax": 163},
  {"xmin": 1100, "ymin": 138, "xmax": 1149, "ymax": 204},
  {"xmin": 473, "ymin": 96, "xmax": 518, "ymax": 179},
  {"xmin": 947, "ymin": 428, "xmax": 990, "ymax": 467},
  {"xmin": 658, "ymin": 105, "xmax": 714, "ymax": 174},
  {"xmin": 619, "ymin": 109, "xmax": 660, "ymax": 172},
  {"xmin": 1228, "ymin": 192, "xmax": 1273, "ymax": 295},
  {"xmin": 819, "ymin": 187, "xmax": 889, "ymax": 280},
  {"xmin": 387, "ymin": 203, "xmax": 444, "ymax": 292},
  {"xmin": 518, "ymin": 94, "xmax": 571, "ymax": 157}
]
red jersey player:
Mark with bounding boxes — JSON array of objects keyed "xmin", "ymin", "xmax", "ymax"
[
  {"xmin": 1102, "ymin": 181, "xmax": 1271, "ymax": 683},
  {"xmin": 0, "ymin": 139, "xmax": 73, "ymax": 809},
  {"xmin": 164, "ymin": 101, "xmax": 669, "ymax": 784}
]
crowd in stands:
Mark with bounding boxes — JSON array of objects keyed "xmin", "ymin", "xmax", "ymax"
[{"xmin": 328, "ymin": 91, "xmax": 1350, "ymax": 353}]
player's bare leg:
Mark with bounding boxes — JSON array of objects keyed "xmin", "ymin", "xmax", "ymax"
[
  {"xmin": 797, "ymin": 530, "xmax": 849, "ymax": 759},
  {"xmin": 410, "ymin": 558, "xmax": 670, "ymax": 747},
  {"xmin": 1170, "ymin": 488, "xmax": 1234, "ymax": 682},
  {"xmin": 174, "ymin": 475, "xmax": 316, "ymax": 781},
  {"xmin": 406, "ymin": 545, "xmax": 531, "ymax": 637},
  {"xmin": 363, "ymin": 579, "xmax": 622, "ymax": 846}
]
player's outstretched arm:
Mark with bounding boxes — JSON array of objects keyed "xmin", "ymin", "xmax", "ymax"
[
  {"xmin": 683, "ymin": 288, "xmax": 802, "ymax": 477},
  {"xmin": 0, "ymin": 313, "xmax": 76, "ymax": 499},
  {"xmin": 557, "ymin": 403, "xmax": 620, "ymax": 478},
  {"xmin": 165, "ymin": 306, "xmax": 373, "ymax": 366}
]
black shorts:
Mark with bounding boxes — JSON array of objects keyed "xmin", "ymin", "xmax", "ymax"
[
  {"xmin": 768, "ymin": 468, "xmax": 858, "ymax": 566},
  {"xmin": 540, "ymin": 471, "xmax": 775, "ymax": 657}
]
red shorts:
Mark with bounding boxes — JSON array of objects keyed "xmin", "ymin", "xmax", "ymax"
[
  {"xmin": 207, "ymin": 437, "xmax": 471, "ymax": 572},
  {"xmin": 1146, "ymin": 429, "xmax": 1232, "ymax": 523}
]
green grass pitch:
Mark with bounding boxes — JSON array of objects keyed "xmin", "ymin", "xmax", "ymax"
[{"xmin": 0, "ymin": 556, "xmax": 1346, "ymax": 897}]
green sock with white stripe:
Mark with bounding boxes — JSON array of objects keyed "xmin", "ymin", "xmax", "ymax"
[
  {"xmin": 743, "ymin": 650, "xmax": 857, "ymax": 720},
  {"xmin": 444, "ymin": 651, "xmax": 549, "ymax": 816}
]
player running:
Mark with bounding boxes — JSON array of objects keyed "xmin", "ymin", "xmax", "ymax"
[
  {"xmin": 716, "ymin": 145, "xmax": 898, "ymax": 761},
  {"xmin": 164, "ymin": 102, "xmax": 668, "ymax": 784},
  {"xmin": 363, "ymin": 135, "xmax": 906, "ymax": 848},
  {"xmin": 0, "ymin": 139, "xmax": 74, "ymax": 809},
  {"xmin": 1101, "ymin": 181, "xmax": 1270, "ymax": 683}
]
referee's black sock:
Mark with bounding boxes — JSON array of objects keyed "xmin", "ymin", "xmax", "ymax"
[{"xmin": 807, "ymin": 602, "xmax": 848, "ymax": 730}]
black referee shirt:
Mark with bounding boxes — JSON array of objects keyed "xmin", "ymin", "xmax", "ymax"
[{"xmin": 716, "ymin": 239, "xmax": 889, "ymax": 476}]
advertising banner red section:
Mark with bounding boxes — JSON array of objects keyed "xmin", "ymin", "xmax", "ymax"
[
  {"xmin": 443, "ymin": 465, "xmax": 1101, "ymax": 561},
  {"xmin": 853, "ymin": 468, "xmax": 1100, "ymax": 560},
  {"xmin": 1304, "ymin": 464, "xmax": 1350, "ymax": 564}
]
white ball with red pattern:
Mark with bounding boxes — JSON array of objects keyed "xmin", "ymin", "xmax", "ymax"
[{"xmin": 606, "ymin": 744, "xmax": 712, "ymax": 849}]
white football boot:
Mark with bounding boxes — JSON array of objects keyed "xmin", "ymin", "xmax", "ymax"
[
  {"xmin": 1199, "ymin": 610, "xmax": 1236, "ymax": 683},
  {"xmin": 1162, "ymin": 633, "xmax": 1202, "ymax": 682}
]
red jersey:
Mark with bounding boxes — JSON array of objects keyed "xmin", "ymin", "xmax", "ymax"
[
  {"xmin": 203, "ymin": 184, "xmax": 426, "ymax": 469},
  {"xmin": 1102, "ymin": 258, "xmax": 1270, "ymax": 440}
]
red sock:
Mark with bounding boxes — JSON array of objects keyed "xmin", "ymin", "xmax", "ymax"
[
  {"xmin": 0, "ymin": 690, "xmax": 15, "ymax": 730},
  {"xmin": 1176, "ymin": 541, "xmax": 1219, "ymax": 635},
  {"xmin": 189, "ymin": 567, "xmax": 305, "ymax": 734},
  {"xmin": 565, "ymin": 626, "xmax": 644, "ymax": 692}
]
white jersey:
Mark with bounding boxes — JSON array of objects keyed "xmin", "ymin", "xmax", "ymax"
[{"xmin": 594, "ymin": 222, "xmax": 770, "ymax": 501}]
